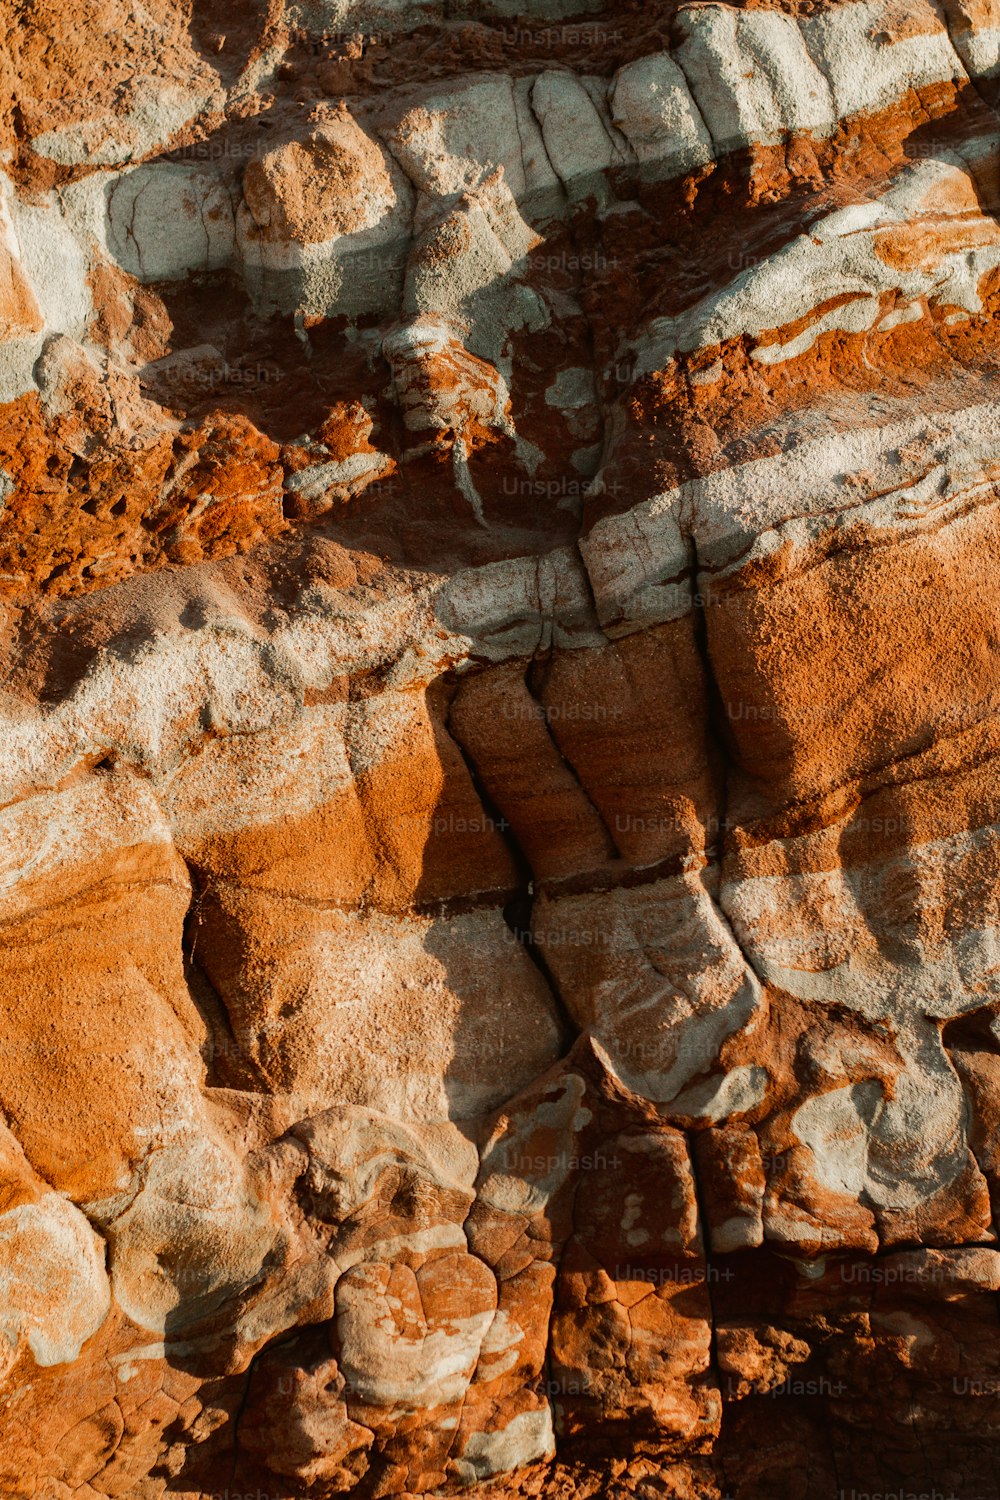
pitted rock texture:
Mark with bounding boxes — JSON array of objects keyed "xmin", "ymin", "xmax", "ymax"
[{"xmin": 2, "ymin": 0, "xmax": 1000, "ymax": 1496}]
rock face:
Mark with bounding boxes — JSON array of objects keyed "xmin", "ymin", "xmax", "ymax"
[{"xmin": 1, "ymin": 0, "xmax": 1000, "ymax": 1495}]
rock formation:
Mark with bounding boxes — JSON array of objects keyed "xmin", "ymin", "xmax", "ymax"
[{"xmin": 1, "ymin": 0, "xmax": 1000, "ymax": 1495}]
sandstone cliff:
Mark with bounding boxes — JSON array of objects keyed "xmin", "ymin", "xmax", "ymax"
[{"xmin": 1, "ymin": 0, "xmax": 1000, "ymax": 1495}]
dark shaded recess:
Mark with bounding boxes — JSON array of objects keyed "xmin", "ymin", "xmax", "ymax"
[
  {"xmin": 187, "ymin": 0, "xmax": 271, "ymax": 82},
  {"xmin": 182, "ymin": 864, "xmax": 264, "ymax": 1094},
  {"xmin": 139, "ymin": 271, "xmax": 381, "ymax": 443}
]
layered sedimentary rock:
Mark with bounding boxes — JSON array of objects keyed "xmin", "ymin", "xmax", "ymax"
[{"xmin": 2, "ymin": 0, "xmax": 1000, "ymax": 1495}]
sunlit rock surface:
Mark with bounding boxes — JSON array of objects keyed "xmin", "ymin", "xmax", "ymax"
[{"xmin": 2, "ymin": 0, "xmax": 1000, "ymax": 1495}]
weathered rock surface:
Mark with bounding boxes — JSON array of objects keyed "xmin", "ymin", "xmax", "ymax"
[{"xmin": 2, "ymin": 0, "xmax": 1000, "ymax": 1495}]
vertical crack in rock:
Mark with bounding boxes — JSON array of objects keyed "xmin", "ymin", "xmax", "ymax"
[
  {"xmin": 683, "ymin": 1127, "xmax": 726, "ymax": 1440},
  {"xmin": 936, "ymin": 0, "xmax": 1000, "ymax": 114},
  {"xmin": 181, "ymin": 858, "xmax": 265, "ymax": 1092},
  {"xmin": 522, "ymin": 657, "xmax": 626, "ymax": 864},
  {"xmin": 443, "ymin": 688, "xmax": 581, "ymax": 1055},
  {"xmin": 226, "ymin": 1346, "xmax": 267, "ymax": 1489}
]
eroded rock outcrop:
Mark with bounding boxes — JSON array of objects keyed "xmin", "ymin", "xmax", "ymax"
[{"xmin": 2, "ymin": 0, "xmax": 1000, "ymax": 1495}]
